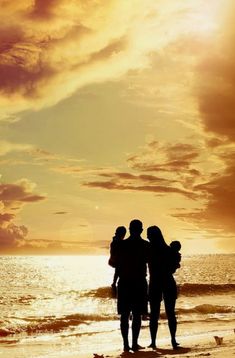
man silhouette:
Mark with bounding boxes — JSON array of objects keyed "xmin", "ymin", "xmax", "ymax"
[{"xmin": 115, "ymin": 219, "xmax": 149, "ymax": 352}]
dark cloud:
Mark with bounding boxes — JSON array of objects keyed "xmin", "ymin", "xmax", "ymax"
[
  {"xmin": 0, "ymin": 25, "xmax": 24, "ymax": 53},
  {"xmin": 53, "ymin": 211, "xmax": 68, "ymax": 215},
  {"xmin": 196, "ymin": 5, "xmax": 235, "ymax": 143},
  {"xmin": 0, "ymin": 224, "xmax": 28, "ymax": 248},
  {"xmin": 185, "ymin": 4, "xmax": 235, "ymax": 247},
  {"xmin": 84, "ymin": 177, "xmax": 196, "ymax": 199},
  {"xmin": 87, "ymin": 37, "xmax": 127, "ymax": 64},
  {"xmin": 127, "ymin": 141, "xmax": 200, "ymax": 174},
  {"xmin": 206, "ymin": 137, "xmax": 229, "ymax": 148},
  {"xmin": 196, "ymin": 165, "xmax": 235, "ymax": 231},
  {"xmin": 99, "ymin": 172, "xmax": 175, "ymax": 184},
  {"xmin": 0, "ymin": 213, "xmax": 14, "ymax": 222},
  {"xmin": 172, "ymin": 160, "xmax": 235, "ymax": 250},
  {"xmin": 0, "ymin": 182, "xmax": 45, "ymax": 202},
  {"xmin": 0, "ymin": 0, "xmax": 140, "ymax": 118},
  {"xmin": 0, "ymin": 179, "xmax": 46, "ymax": 251},
  {"xmin": 78, "ymin": 140, "xmax": 203, "ymax": 200},
  {"xmin": 29, "ymin": 0, "xmax": 59, "ymax": 19},
  {"xmin": 166, "ymin": 143, "xmax": 199, "ymax": 161},
  {"xmin": 198, "ymin": 58, "xmax": 235, "ymax": 141},
  {"xmin": 0, "ymin": 52, "xmax": 56, "ymax": 97}
]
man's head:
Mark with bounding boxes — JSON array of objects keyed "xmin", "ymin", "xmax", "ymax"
[{"xmin": 129, "ymin": 219, "xmax": 143, "ymax": 236}]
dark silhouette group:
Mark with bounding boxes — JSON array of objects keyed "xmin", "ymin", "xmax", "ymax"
[{"xmin": 109, "ymin": 219, "xmax": 181, "ymax": 352}]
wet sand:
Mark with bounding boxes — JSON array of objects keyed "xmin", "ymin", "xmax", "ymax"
[{"xmin": 72, "ymin": 330, "xmax": 235, "ymax": 358}]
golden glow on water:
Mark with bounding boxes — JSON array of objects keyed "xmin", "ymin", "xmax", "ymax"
[{"xmin": 0, "ymin": 255, "xmax": 235, "ymax": 357}]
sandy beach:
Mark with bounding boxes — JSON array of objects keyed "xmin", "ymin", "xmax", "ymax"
[
  {"xmin": 76, "ymin": 331, "xmax": 235, "ymax": 358},
  {"xmin": 0, "ymin": 325, "xmax": 234, "ymax": 358}
]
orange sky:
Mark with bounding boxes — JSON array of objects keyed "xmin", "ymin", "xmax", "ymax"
[{"xmin": 0, "ymin": 0, "xmax": 235, "ymax": 254}]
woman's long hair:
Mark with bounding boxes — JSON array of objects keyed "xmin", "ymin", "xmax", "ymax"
[{"xmin": 147, "ymin": 225, "xmax": 167, "ymax": 249}]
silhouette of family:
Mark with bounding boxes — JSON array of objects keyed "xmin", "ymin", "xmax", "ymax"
[{"xmin": 108, "ymin": 219, "xmax": 181, "ymax": 352}]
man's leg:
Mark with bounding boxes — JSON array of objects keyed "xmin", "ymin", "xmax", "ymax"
[
  {"xmin": 120, "ymin": 311, "xmax": 130, "ymax": 351},
  {"xmin": 131, "ymin": 311, "xmax": 142, "ymax": 351},
  {"xmin": 149, "ymin": 300, "xmax": 161, "ymax": 348}
]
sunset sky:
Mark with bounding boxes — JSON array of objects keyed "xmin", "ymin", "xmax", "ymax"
[{"xmin": 0, "ymin": 0, "xmax": 235, "ymax": 254}]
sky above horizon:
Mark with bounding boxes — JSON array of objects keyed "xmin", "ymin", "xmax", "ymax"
[{"xmin": 0, "ymin": 0, "xmax": 235, "ymax": 255}]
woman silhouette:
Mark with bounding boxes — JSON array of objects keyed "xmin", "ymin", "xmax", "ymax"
[{"xmin": 147, "ymin": 226, "xmax": 179, "ymax": 349}]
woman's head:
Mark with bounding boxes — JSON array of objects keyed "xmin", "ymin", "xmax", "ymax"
[{"xmin": 147, "ymin": 225, "xmax": 165, "ymax": 246}]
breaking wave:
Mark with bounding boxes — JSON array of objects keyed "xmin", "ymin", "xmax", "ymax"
[
  {"xmin": 1, "ymin": 304, "xmax": 234, "ymax": 338},
  {"xmin": 179, "ymin": 283, "xmax": 235, "ymax": 296},
  {"xmin": 81, "ymin": 284, "xmax": 235, "ymax": 299},
  {"xmin": 0, "ymin": 313, "xmax": 117, "ymax": 337},
  {"xmin": 177, "ymin": 304, "xmax": 235, "ymax": 315}
]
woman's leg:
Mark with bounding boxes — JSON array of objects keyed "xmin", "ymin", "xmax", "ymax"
[
  {"xmin": 113, "ymin": 268, "xmax": 119, "ymax": 285},
  {"xmin": 164, "ymin": 298, "xmax": 178, "ymax": 348},
  {"xmin": 149, "ymin": 300, "xmax": 161, "ymax": 348}
]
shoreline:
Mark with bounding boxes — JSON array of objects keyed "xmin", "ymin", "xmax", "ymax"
[
  {"xmin": 0, "ymin": 321, "xmax": 234, "ymax": 358},
  {"xmin": 70, "ymin": 331, "xmax": 235, "ymax": 358}
]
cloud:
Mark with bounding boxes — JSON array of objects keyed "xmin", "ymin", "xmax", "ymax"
[
  {"xmin": 0, "ymin": 0, "xmax": 218, "ymax": 120},
  {"xmin": 0, "ymin": 140, "xmax": 33, "ymax": 156},
  {"xmin": 50, "ymin": 139, "xmax": 206, "ymax": 200},
  {"xmin": 29, "ymin": 0, "xmax": 60, "ymax": 19},
  {"xmin": 99, "ymin": 172, "xmax": 175, "ymax": 184},
  {"xmin": 179, "ymin": 2, "xmax": 235, "ymax": 248},
  {"xmin": 0, "ymin": 213, "xmax": 14, "ymax": 222},
  {"xmin": 0, "ymin": 223, "xmax": 28, "ymax": 248},
  {"xmin": 0, "ymin": 140, "xmax": 84, "ymax": 169},
  {"xmin": 6, "ymin": 237, "xmax": 109, "ymax": 254},
  {"xmin": 82, "ymin": 140, "xmax": 203, "ymax": 199},
  {"xmin": 0, "ymin": 1, "xmax": 141, "ymax": 118},
  {"xmin": 52, "ymin": 165, "xmax": 83, "ymax": 174},
  {"xmin": 128, "ymin": 142, "xmax": 200, "ymax": 174},
  {"xmin": 0, "ymin": 140, "xmax": 62, "ymax": 166},
  {"xmin": 81, "ymin": 135, "xmax": 235, "ymax": 252},
  {"xmin": 30, "ymin": 148, "xmax": 57, "ymax": 161},
  {"xmin": 197, "ymin": 15, "xmax": 235, "ymax": 141},
  {"xmin": 0, "ymin": 179, "xmax": 45, "ymax": 203},
  {"xmin": 173, "ymin": 161, "xmax": 235, "ymax": 232},
  {"xmin": 0, "ymin": 179, "xmax": 45, "ymax": 251},
  {"xmin": 84, "ymin": 179, "xmax": 196, "ymax": 199}
]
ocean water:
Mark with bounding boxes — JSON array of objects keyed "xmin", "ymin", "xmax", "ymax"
[{"xmin": 0, "ymin": 254, "xmax": 235, "ymax": 358}]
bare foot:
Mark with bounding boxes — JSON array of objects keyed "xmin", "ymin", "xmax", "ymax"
[
  {"xmin": 123, "ymin": 345, "xmax": 131, "ymax": 352},
  {"xmin": 132, "ymin": 344, "xmax": 145, "ymax": 352},
  {"xmin": 148, "ymin": 343, "xmax": 157, "ymax": 350},
  {"xmin": 172, "ymin": 340, "xmax": 180, "ymax": 349}
]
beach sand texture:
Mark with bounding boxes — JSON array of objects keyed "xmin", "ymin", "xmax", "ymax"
[{"xmin": 80, "ymin": 332, "xmax": 235, "ymax": 358}]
